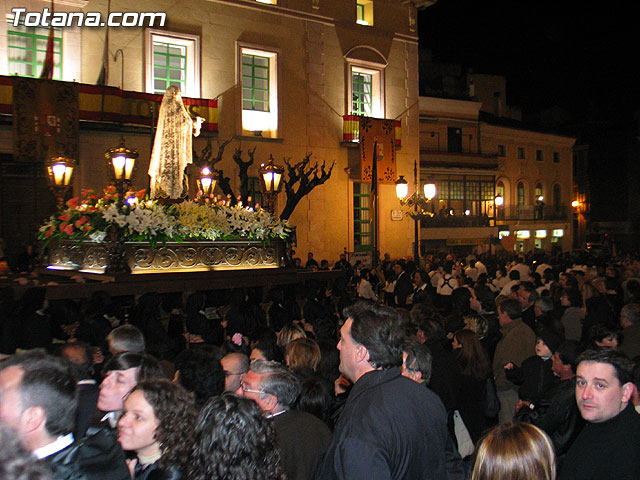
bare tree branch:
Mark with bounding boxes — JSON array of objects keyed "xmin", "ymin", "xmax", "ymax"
[
  {"xmin": 233, "ymin": 146, "xmax": 256, "ymax": 205},
  {"xmin": 279, "ymin": 153, "xmax": 334, "ymax": 220}
]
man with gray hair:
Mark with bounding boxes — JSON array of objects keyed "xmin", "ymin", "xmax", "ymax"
[
  {"xmin": 241, "ymin": 360, "xmax": 331, "ymax": 480},
  {"xmin": 106, "ymin": 325, "xmax": 145, "ymax": 355},
  {"xmin": 620, "ymin": 303, "xmax": 640, "ymax": 359}
]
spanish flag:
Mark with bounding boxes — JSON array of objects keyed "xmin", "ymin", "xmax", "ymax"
[{"xmin": 39, "ymin": 0, "xmax": 55, "ymax": 79}]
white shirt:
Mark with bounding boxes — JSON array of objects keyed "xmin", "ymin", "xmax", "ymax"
[
  {"xmin": 33, "ymin": 433, "xmax": 74, "ymax": 460},
  {"xmin": 500, "ymin": 279, "xmax": 520, "ymax": 297},
  {"xmin": 437, "ymin": 274, "xmax": 458, "ymax": 295},
  {"xmin": 358, "ymin": 279, "xmax": 377, "ymax": 300},
  {"xmin": 511, "ymin": 263, "xmax": 531, "ymax": 280}
]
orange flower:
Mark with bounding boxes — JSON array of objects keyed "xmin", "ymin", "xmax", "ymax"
[
  {"xmin": 83, "ymin": 224, "xmax": 93, "ymax": 233},
  {"xmin": 45, "ymin": 227, "xmax": 54, "ymax": 239},
  {"xmin": 66, "ymin": 197, "xmax": 79, "ymax": 208},
  {"xmin": 74, "ymin": 216, "xmax": 88, "ymax": 228},
  {"xmin": 59, "ymin": 213, "xmax": 70, "ymax": 221},
  {"xmin": 136, "ymin": 189, "xmax": 147, "ymax": 199}
]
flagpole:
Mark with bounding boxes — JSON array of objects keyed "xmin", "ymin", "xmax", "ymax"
[
  {"xmin": 39, "ymin": 0, "xmax": 55, "ymax": 79},
  {"xmin": 371, "ymin": 140, "xmax": 379, "ymax": 268}
]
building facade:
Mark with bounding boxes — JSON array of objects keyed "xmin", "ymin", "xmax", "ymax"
[
  {"xmin": 0, "ymin": 0, "xmax": 430, "ymax": 263},
  {"xmin": 418, "ymin": 91, "xmax": 575, "ymax": 255}
]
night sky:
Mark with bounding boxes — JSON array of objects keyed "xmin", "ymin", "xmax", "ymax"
[{"xmin": 418, "ymin": 0, "xmax": 637, "ymax": 121}]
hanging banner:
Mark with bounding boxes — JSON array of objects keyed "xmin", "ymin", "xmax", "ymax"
[
  {"xmin": 12, "ymin": 77, "xmax": 79, "ymax": 163},
  {"xmin": 1, "ymin": 76, "xmax": 218, "ymax": 133},
  {"xmin": 359, "ymin": 117, "xmax": 397, "ymax": 184}
]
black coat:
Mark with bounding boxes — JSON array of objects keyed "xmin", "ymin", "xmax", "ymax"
[
  {"xmin": 516, "ymin": 378, "xmax": 584, "ymax": 457},
  {"xmin": 40, "ymin": 428, "xmax": 130, "ymax": 480},
  {"xmin": 273, "ymin": 410, "xmax": 332, "ymax": 480},
  {"xmin": 393, "ymin": 272, "xmax": 413, "ymax": 308},
  {"xmin": 315, "ymin": 367, "xmax": 464, "ymax": 480},
  {"xmin": 559, "ymin": 404, "xmax": 640, "ymax": 480},
  {"xmin": 505, "ymin": 355, "xmax": 558, "ymax": 403}
]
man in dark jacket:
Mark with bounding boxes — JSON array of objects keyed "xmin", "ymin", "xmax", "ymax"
[
  {"xmin": 516, "ymin": 340, "xmax": 585, "ymax": 458},
  {"xmin": 241, "ymin": 360, "xmax": 331, "ymax": 480},
  {"xmin": 315, "ymin": 302, "xmax": 464, "ymax": 480},
  {"xmin": 0, "ymin": 351, "xmax": 129, "ymax": 480},
  {"xmin": 393, "ymin": 261, "xmax": 413, "ymax": 308},
  {"xmin": 559, "ymin": 349, "xmax": 640, "ymax": 480}
]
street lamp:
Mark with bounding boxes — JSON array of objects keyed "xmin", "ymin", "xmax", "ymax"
[
  {"xmin": 104, "ymin": 137, "xmax": 138, "ymax": 276},
  {"xmin": 198, "ymin": 166, "xmax": 217, "ymax": 201},
  {"xmin": 105, "ymin": 136, "xmax": 138, "ymax": 197},
  {"xmin": 46, "ymin": 154, "xmax": 76, "ymax": 209},
  {"xmin": 260, "ymin": 154, "xmax": 284, "ymax": 213},
  {"xmin": 395, "ymin": 161, "xmax": 436, "ymax": 265}
]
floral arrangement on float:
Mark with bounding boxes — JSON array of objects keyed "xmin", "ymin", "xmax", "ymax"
[{"xmin": 38, "ymin": 187, "xmax": 292, "ymax": 248}]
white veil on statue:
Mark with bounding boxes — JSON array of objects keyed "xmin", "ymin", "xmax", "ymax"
[{"xmin": 148, "ymin": 86, "xmax": 199, "ymax": 199}]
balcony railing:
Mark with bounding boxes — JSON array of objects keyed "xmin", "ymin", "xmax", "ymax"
[
  {"xmin": 343, "ymin": 114, "xmax": 401, "ymax": 147},
  {"xmin": 496, "ymin": 205, "xmax": 569, "ymax": 222},
  {"xmin": 419, "ymin": 214, "xmax": 492, "ymax": 228}
]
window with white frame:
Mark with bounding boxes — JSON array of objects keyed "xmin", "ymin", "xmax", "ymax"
[
  {"xmin": 239, "ymin": 45, "xmax": 278, "ymax": 136},
  {"xmin": 349, "ymin": 63, "xmax": 383, "ymax": 118},
  {"xmin": 6, "ymin": 18, "xmax": 62, "ymax": 79},
  {"xmin": 146, "ymin": 29, "xmax": 200, "ymax": 97}
]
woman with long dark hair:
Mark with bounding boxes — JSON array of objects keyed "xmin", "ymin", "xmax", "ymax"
[
  {"xmin": 189, "ymin": 393, "xmax": 285, "ymax": 480},
  {"xmin": 117, "ymin": 379, "xmax": 196, "ymax": 479},
  {"xmin": 452, "ymin": 328, "xmax": 492, "ymax": 442}
]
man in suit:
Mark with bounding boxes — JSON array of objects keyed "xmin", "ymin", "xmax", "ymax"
[
  {"xmin": 393, "ymin": 261, "xmax": 413, "ymax": 308},
  {"xmin": 241, "ymin": 361, "xmax": 331, "ymax": 480},
  {"xmin": 0, "ymin": 351, "xmax": 129, "ymax": 480}
]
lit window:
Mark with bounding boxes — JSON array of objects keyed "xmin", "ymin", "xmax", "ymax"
[
  {"xmin": 146, "ymin": 29, "xmax": 200, "ymax": 97},
  {"xmin": 552, "ymin": 229, "xmax": 564, "ymax": 237},
  {"xmin": 152, "ymin": 42, "xmax": 186, "ymax": 94},
  {"xmin": 499, "ymin": 231, "xmax": 510, "ymax": 239},
  {"xmin": 242, "ymin": 53, "xmax": 269, "ymax": 112},
  {"xmin": 536, "ymin": 230, "xmax": 547, "ymax": 238},
  {"xmin": 516, "ymin": 230, "xmax": 530, "ymax": 239},
  {"xmin": 352, "ymin": 71, "xmax": 372, "ymax": 115},
  {"xmin": 354, "ymin": 182, "xmax": 373, "ymax": 251},
  {"xmin": 239, "ymin": 45, "xmax": 278, "ymax": 136},
  {"xmin": 256, "ymin": 0, "xmax": 277, "ymax": 3},
  {"xmin": 349, "ymin": 64, "xmax": 384, "ymax": 118},
  {"xmin": 6, "ymin": 20, "xmax": 62, "ymax": 80},
  {"xmin": 356, "ymin": 1, "xmax": 373, "ymax": 26}
]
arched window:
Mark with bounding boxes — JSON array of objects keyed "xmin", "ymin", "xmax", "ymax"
[
  {"xmin": 535, "ymin": 183, "xmax": 543, "ymax": 201},
  {"xmin": 517, "ymin": 182, "xmax": 525, "ymax": 206}
]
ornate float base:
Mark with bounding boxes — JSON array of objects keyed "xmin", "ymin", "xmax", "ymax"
[{"xmin": 47, "ymin": 240, "xmax": 286, "ymax": 274}]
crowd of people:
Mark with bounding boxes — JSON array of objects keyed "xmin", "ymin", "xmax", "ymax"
[{"xmin": 1, "ymin": 247, "xmax": 640, "ymax": 479}]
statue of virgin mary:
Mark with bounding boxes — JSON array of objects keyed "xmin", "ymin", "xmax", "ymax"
[{"xmin": 148, "ymin": 86, "xmax": 202, "ymax": 199}]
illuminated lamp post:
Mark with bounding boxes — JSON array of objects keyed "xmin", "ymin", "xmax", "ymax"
[
  {"xmin": 395, "ymin": 161, "xmax": 436, "ymax": 265},
  {"xmin": 103, "ymin": 137, "xmax": 138, "ymax": 275},
  {"xmin": 198, "ymin": 166, "xmax": 218, "ymax": 202},
  {"xmin": 46, "ymin": 154, "xmax": 76, "ymax": 210},
  {"xmin": 260, "ymin": 154, "xmax": 284, "ymax": 214},
  {"xmin": 105, "ymin": 137, "xmax": 138, "ymax": 198}
]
